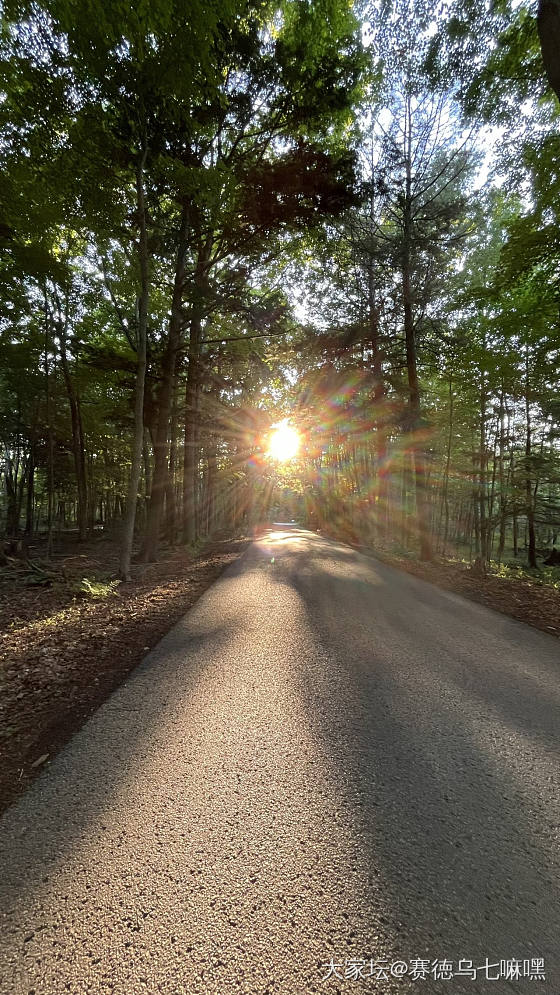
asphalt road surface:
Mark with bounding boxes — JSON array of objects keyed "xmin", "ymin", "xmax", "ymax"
[{"xmin": 1, "ymin": 527, "xmax": 559, "ymax": 995}]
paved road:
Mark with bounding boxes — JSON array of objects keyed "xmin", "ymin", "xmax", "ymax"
[{"xmin": 0, "ymin": 527, "xmax": 559, "ymax": 995}]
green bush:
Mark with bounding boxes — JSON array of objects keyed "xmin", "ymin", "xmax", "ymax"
[{"xmin": 76, "ymin": 576, "xmax": 120, "ymax": 599}]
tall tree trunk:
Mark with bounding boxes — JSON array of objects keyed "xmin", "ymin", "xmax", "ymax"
[
  {"xmin": 400, "ymin": 446, "xmax": 408, "ymax": 548},
  {"xmin": 4, "ymin": 457, "xmax": 19, "ymax": 536},
  {"xmin": 183, "ymin": 243, "xmax": 211, "ymax": 544},
  {"xmin": 25, "ymin": 443, "xmax": 35, "ymax": 536},
  {"xmin": 141, "ymin": 428, "xmax": 151, "ymax": 527},
  {"xmin": 401, "ymin": 103, "xmax": 432, "ymax": 561},
  {"xmin": 165, "ymin": 378, "xmax": 179, "ymax": 542},
  {"xmin": 367, "ymin": 264, "xmax": 388, "ymax": 539},
  {"xmin": 478, "ymin": 369, "xmax": 488, "ymax": 569},
  {"xmin": 140, "ymin": 202, "xmax": 190, "ymax": 562},
  {"xmin": 364, "ymin": 150, "xmax": 388, "ymax": 539},
  {"xmin": 43, "ymin": 293, "xmax": 55, "ymax": 558},
  {"xmin": 120, "ymin": 144, "xmax": 150, "ymax": 579},
  {"xmin": 497, "ymin": 390, "xmax": 507, "ymax": 562},
  {"xmin": 441, "ymin": 377, "xmax": 454, "ymax": 555},
  {"xmin": 488, "ymin": 415, "xmax": 499, "ymax": 558},
  {"xmin": 203, "ymin": 444, "xmax": 217, "ymax": 537},
  {"xmin": 58, "ymin": 317, "xmax": 88, "ymax": 541},
  {"xmin": 525, "ymin": 344, "xmax": 537, "ymax": 569},
  {"xmin": 472, "ymin": 440, "xmax": 480, "ymax": 559},
  {"xmin": 183, "ymin": 313, "xmax": 201, "ymax": 544}
]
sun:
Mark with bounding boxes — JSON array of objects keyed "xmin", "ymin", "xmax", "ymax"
[{"xmin": 267, "ymin": 420, "xmax": 300, "ymax": 462}]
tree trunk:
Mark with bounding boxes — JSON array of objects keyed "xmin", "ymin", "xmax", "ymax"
[
  {"xmin": 478, "ymin": 372, "xmax": 488, "ymax": 567},
  {"xmin": 43, "ymin": 291, "xmax": 55, "ymax": 558},
  {"xmin": 165, "ymin": 378, "xmax": 179, "ymax": 542},
  {"xmin": 401, "ymin": 115, "xmax": 432, "ymax": 562},
  {"xmin": 183, "ymin": 244, "xmax": 211, "ymax": 544},
  {"xmin": 140, "ymin": 202, "xmax": 190, "ymax": 562},
  {"xmin": 441, "ymin": 377, "xmax": 454, "ymax": 555},
  {"xmin": 4, "ymin": 458, "xmax": 20, "ymax": 536},
  {"xmin": 497, "ymin": 391, "xmax": 507, "ymax": 562},
  {"xmin": 25, "ymin": 444, "xmax": 35, "ymax": 536},
  {"xmin": 57, "ymin": 308, "xmax": 88, "ymax": 542},
  {"xmin": 367, "ymin": 264, "xmax": 388, "ymax": 539},
  {"xmin": 203, "ymin": 445, "xmax": 217, "ymax": 537},
  {"xmin": 472, "ymin": 442, "xmax": 480, "ymax": 559},
  {"xmin": 183, "ymin": 322, "xmax": 200, "ymax": 544},
  {"xmin": 120, "ymin": 144, "xmax": 150, "ymax": 580},
  {"xmin": 525, "ymin": 344, "xmax": 537, "ymax": 569}
]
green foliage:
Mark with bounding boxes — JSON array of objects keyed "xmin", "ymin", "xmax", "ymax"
[
  {"xmin": 75, "ymin": 576, "xmax": 121, "ymax": 599},
  {"xmin": 1, "ymin": 0, "xmax": 559, "ymax": 589}
]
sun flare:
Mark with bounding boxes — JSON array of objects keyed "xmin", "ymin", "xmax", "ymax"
[{"xmin": 267, "ymin": 421, "xmax": 300, "ymax": 462}]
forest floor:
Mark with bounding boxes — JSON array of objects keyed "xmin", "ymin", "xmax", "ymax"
[
  {"xmin": 351, "ymin": 540, "xmax": 560, "ymax": 640},
  {"xmin": 0, "ymin": 532, "xmax": 249, "ymax": 813}
]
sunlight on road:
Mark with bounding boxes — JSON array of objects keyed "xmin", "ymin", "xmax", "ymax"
[{"xmin": 267, "ymin": 530, "xmax": 304, "ymax": 541}]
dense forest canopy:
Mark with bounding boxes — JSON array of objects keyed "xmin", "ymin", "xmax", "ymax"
[{"xmin": 1, "ymin": 0, "xmax": 560, "ymax": 577}]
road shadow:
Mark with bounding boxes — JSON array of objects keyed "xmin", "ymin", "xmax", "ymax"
[
  {"xmin": 265, "ymin": 530, "xmax": 559, "ymax": 994},
  {"xmin": 1, "ymin": 529, "xmax": 557, "ymax": 994}
]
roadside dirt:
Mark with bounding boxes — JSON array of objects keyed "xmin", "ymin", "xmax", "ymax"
[{"xmin": 0, "ymin": 535, "xmax": 249, "ymax": 814}]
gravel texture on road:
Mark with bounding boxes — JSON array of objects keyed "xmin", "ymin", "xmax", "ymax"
[{"xmin": 0, "ymin": 527, "xmax": 558, "ymax": 995}]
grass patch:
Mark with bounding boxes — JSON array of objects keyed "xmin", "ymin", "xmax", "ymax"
[
  {"xmin": 488, "ymin": 560, "xmax": 560, "ymax": 588},
  {"xmin": 75, "ymin": 576, "xmax": 121, "ymax": 599}
]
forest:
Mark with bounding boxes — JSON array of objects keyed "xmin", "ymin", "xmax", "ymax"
[
  {"xmin": 2, "ymin": 3, "xmax": 560, "ymax": 981},
  {"xmin": 1, "ymin": 0, "xmax": 560, "ymax": 582}
]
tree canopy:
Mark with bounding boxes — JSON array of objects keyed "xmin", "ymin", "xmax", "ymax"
[{"xmin": 1, "ymin": 0, "xmax": 560, "ymax": 577}]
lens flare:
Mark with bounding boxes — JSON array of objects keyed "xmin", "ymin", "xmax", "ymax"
[{"xmin": 267, "ymin": 421, "xmax": 300, "ymax": 462}]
